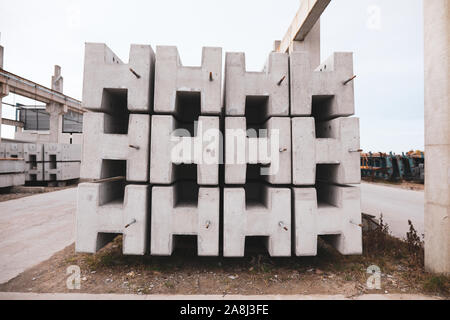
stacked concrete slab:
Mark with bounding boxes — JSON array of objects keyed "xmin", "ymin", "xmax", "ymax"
[
  {"xmin": 150, "ymin": 46, "xmax": 222, "ymax": 256},
  {"xmin": 0, "ymin": 142, "xmax": 81, "ymax": 183},
  {"xmin": 224, "ymin": 51, "xmax": 292, "ymax": 257},
  {"xmin": 0, "ymin": 158, "xmax": 25, "ymax": 188},
  {"xmin": 77, "ymin": 43, "xmax": 154, "ymax": 254},
  {"xmin": 290, "ymin": 51, "xmax": 362, "ymax": 256},
  {"xmin": 76, "ymin": 43, "xmax": 361, "ymax": 258}
]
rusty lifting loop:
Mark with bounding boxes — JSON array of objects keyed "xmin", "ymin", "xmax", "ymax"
[
  {"xmin": 277, "ymin": 75, "xmax": 286, "ymax": 86},
  {"xmin": 343, "ymin": 75, "xmax": 356, "ymax": 85},
  {"xmin": 125, "ymin": 219, "xmax": 137, "ymax": 229},
  {"xmin": 279, "ymin": 221, "xmax": 288, "ymax": 231},
  {"xmin": 129, "ymin": 68, "xmax": 141, "ymax": 79}
]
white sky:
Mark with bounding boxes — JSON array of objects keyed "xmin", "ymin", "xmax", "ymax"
[{"xmin": 0, "ymin": 0, "xmax": 424, "ymax": 153}]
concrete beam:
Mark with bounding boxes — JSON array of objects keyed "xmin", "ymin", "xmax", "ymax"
[
  {"xmin": 277, "ymin": 0, "xmax": 330, "ymax": 53},
  {"xmin": 0, "ymin": 69, "xmax": 83, "ymax": 113},
  {"xmin": 424, "ymin": 0, "xmax": 450, "ymax": 274},
  {"xmin": 1, "ymin": 118, "xmax": 24, "ymax": 128}
]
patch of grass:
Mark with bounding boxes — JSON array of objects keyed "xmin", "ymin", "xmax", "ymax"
[
  {"xmin": 423, "ymin": 275, "xmax": 449, "ymax": 295},
  {"xmin": 164, "ymin": 281, "xmax": 175, "ymax": 289}
]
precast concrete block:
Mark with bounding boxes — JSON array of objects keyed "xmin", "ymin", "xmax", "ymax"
[
  {"xmin": 292, "ymin": 117, "xmax": 360, "ymax": 185},
  {"xmin": 0, "ymin": 173, "xmax": 25, "ymax": 188},
  {"xmin": 25, "ymin": 162, "xmax": 44, "ymax": 182},
  {"xmin": 290, "ymin": 52, "xmax": 355, "ymax": 118},
  {"xmin": 151, "ymin": 183, "xmax": 220, "ymax": 256},
  {"xmin": 44, "ymin": 161, "xmax": 80, "ymax": 181},
  {"xmin": 82, "ymin": 43, "xmax": 155, "ymax": 113},
  {"xmin": 225, "ymin": 117, "xmax": 291, "ymax": 184},
  {"xmin": 223, "ymin": 185, "xmax": 291, "ymax": 257},
  {"xmin": 76, "ymin": 180, "xmax": 149, "ymax": 254},
  {"xmin": 150, "ymin": 115, "xmax": 220, "ymax": 185},
  {"xmin": 225, "ymin": 52, "xmax": 289, "ymax": 118},
  {"xmin": 81, "ymin": 112, "xmax": 150, "ymax": 182},
  {"xmin": 3, "ymin": 143, "xmax": 24, "ymax": 159},
  {"xmin": 44, "ymin": 143, "xmax": 81, "ymax": 162},
  {"xmin": 23, "ymin": 143, "xmax": 44, "ymax": 162},
  {"xmin": 0, "ymin": 159, "xmax": 25, "ymax": 174},
  {"xmin": 154, "ymin": 46, "xmax": 222, "ymax": 116},
  {"xmin": 293, "ymin": 184, "xmax": 362, "ymax": 256}
]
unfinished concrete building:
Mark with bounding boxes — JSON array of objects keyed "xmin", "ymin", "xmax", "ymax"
[{"xmin": 0, "ymin": 45, "xmax": 83, "ymax": 188}]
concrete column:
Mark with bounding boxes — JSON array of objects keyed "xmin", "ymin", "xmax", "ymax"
[
  {"xmin": 289, "ymin": 20, "xmax": 321, "ymax": 70},
  {"xmin": 424, "ymin": 0, "xmax": 450, "ymax": 274},
  {"xmin": 46, "ymin": 65, "xmax": 64, "ymax": 143}
]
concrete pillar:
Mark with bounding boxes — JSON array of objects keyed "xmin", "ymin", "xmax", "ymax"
[
  {"xmin": 46, "ymin": 65, "xmax": 64, "ymax": 143},
  {"xmin": 289, "ymin": 20, "xmax": 321, "ymax": 69},
  {"xmin": 424, "ymin": 0, "xmax": 450, "ymax": 274}
]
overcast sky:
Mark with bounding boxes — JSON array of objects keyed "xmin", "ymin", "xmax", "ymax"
[{"xmin": 0, "ymin": 0, "xmax": 424, "ymax": 153}]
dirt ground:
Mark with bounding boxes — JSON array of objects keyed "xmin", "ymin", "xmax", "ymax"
[
  {"xmin": 0, "ymin": 184, "xmax": 77, "ymax": 202},
  {"xmin": 362, "ymin": 178, "xmax": 424, "ymax": 191},
  {"xmin": 0, "ymin": 227, "xmax": 448, "ymax": 298}
]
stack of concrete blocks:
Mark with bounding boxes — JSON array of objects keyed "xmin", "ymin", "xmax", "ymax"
[
  {"xmin": 290, "ymin": 51, "xmax": 362, "ymax": 256},
  {"xmin": 0, "ymin": 144, "xmax": 25, "ymax": 188},
  {"xmin": 76, "ymin": 43, "xmax": 154, "ymax": 255},
  {"xmin": 0, "ymin": 142, "xmax": 81, "ymax": 183},
  {"xmin": 150, "ymin": 46, "xmax": 222, "ymax": 256},
  {"xmin": 76, "ymin": 42, "xmax": 362, "ymax": 258},
  {"xmin": 223, "ymin": 52, "xmax": 292, "ymax": 257},
  {"xmin": 43, "ymin": 143, "xmax": 82, "ymax": 182}
]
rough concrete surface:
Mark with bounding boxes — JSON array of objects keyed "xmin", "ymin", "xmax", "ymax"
[
  {"xmin": 424, "ymin": 0, "xmax": 450, "ymax": 274},
  {"xmin": 76, "ymin": 181, "xmax": 149, "ymax": 255},
  {"xmin": 0, "ymin": 188, "xmax": 76, "ymax": 284}
]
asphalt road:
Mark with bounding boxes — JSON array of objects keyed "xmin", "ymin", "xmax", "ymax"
[
  {"xmin": 0, "ymin": 188, "xmax": 76, "ymax": 284},
  {"xmin": 361, "ymin": 182, "xmax": 424, "ymax": 240}
]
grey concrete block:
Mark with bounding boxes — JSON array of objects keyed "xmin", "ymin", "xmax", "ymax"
[
  {"xmin": 292, "ymin": 117, "xmax": 360, "ymax": 185},
  {"xmin": 154, "ymin": 46, "xmax": 222, "ymax": 116},
  {"xmin": 76, "ymin": 181, "xmax": 149, "ymax": 255},
  {"xmin": 44, "ymin": 143, "xmax": 81, "ymax": 162},
  {"xmin": 44, "ymin": 162, "xmax": 80, "ymax": 181},
  {"xmin": 290, "ymin": 52, "xmax": 355, "ymax": 118},
  {"xmin": 292, "ymin": 184, "xmax": 362, "ymax": 256},
  {"xmin": 225, "ymin": 117, "xmax": 291, "ymax": 184},
  {"xmin": 0, "ymin": 159, "xmax": 25, "ymax": 174},
  {"xmin": 223, "ymin": 186, "xmax": 291, "ymax": 257},
  {"xmin": 150, "ymin": 115, "xmax": 220, "ymax": 185},
  {"xmin": 82, "ymin": 43, "xmax": 155, "ymax": 113},
  {"xmin": 151, "ymin": 184, "xmax": 220, "ymax": 256},
  {"xmin": 3, "ymin": 143, "xmax": 24, "ymax": 159},
  {"xmin": 23, "ymin": 143, "xmax": 44, "ymax": 162},
  {"xmin": 25, "ymin": 162, "xmax": 44, "ymax": 182},
  {"xmin": 81, "ymin": 112, "xmax": 150, "ymax": 182},
  {"xmin": 225, "ymin": 52, "xmax": 289, "ymax": 118},
  {"xmin": 0, "ymin": 173, "xmax": 25, "ymax": 188}
]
